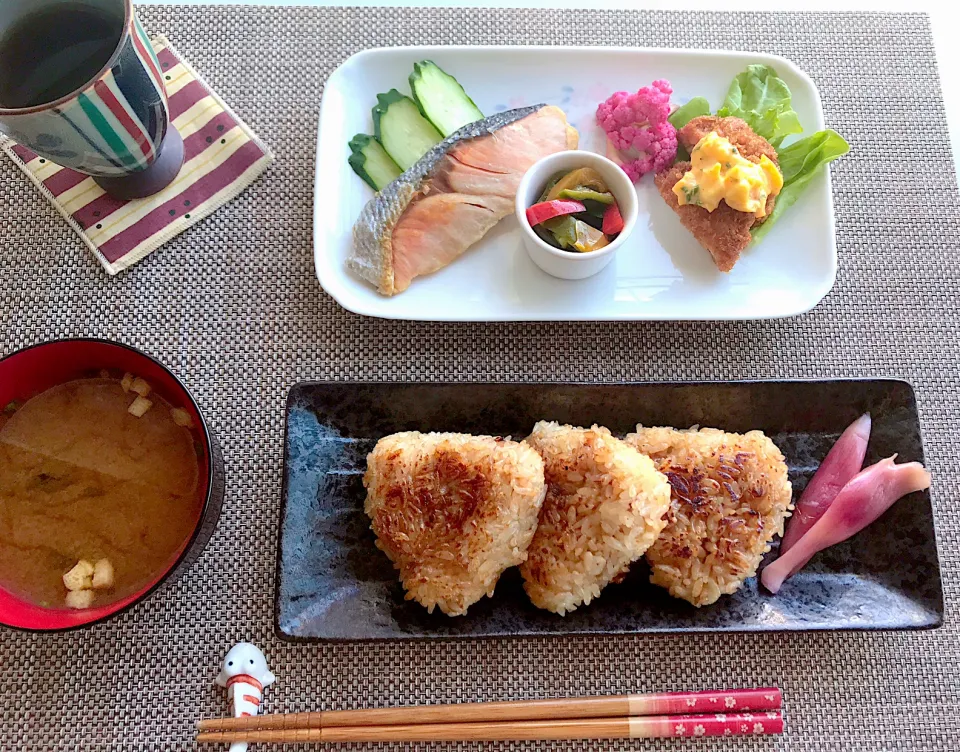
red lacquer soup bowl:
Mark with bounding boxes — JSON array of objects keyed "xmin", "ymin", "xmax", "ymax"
[{"xmin": 0, "ymin": 339, "xmax": 224, "ymax": 631}]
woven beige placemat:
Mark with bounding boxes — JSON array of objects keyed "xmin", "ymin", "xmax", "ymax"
[
  {"xmin": 0, "ymin": 34, "xmax": 274, "ymax": 276},
  {"xmin": 0, "ymin": 6, "xmax": 957, "ymax": 751}
]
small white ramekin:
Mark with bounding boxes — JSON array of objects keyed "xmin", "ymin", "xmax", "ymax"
[{"xmin": 515, "ymin": 150, "xmax": 638, "ymax": 280}]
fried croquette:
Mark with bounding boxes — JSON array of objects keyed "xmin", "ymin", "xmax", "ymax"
[
  {"xmin": 655, "ymin": 116, "xmax": 780, "ymax": 272},
  {"xmin": 681, "ymin": 115, "xmax": 779, "ymax": 165}
]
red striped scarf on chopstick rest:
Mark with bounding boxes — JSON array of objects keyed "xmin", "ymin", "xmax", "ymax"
[{"xmin": 0, "ymin": 35, "xmax": 274, "ymax": 275}]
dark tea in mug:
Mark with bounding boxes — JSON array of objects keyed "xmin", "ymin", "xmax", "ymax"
[
  {"xmin": 0, "ymin": 0, "xmax": 186, "ymax": 200},
  {"xmin": 0, "ymin": 3, "xmax": 125, "ymax": 109}
]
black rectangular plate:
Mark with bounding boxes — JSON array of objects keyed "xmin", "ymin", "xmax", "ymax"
[{"xmin": 276, "ymin": 381, "xmax": 942, "ymax": 641}]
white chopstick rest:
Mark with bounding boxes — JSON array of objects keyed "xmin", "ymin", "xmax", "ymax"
[{"xmin": 215, "ymin": 643, "xmax": 277, "ymax": 752}]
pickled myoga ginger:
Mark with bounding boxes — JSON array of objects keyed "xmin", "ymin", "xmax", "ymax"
[
  {"xmin": 779, "ymin": 413, "xmax": 871, "ymax": 554},
  {"xmin": 762, "ymin": 457, "xmax": 931, "ymax": 594}
]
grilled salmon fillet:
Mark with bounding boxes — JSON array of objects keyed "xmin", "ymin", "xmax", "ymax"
[{"xmin": 350, "ymin": 105, "xmax": 578, "ymax": 296}]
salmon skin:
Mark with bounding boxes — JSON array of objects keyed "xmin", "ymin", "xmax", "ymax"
[{"xmin": 349, "ymin": 104, "xmax": 578, "ymax": 296}]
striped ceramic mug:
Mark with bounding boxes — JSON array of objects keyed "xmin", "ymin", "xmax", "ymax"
[{"xmin": 0, "ymin": 0, "xmax": 183, "ymax": 199}]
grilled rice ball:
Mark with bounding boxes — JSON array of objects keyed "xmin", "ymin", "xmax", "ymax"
[
  {"xmin": 520, "ymin": 422, "xmax": 671, "ymax": 615},
  {"xmin": 363, "ymin": 432, "xmax": 546, "ymax": 617},
  {"xmin": 625, "ymin": 426, "xmax": 793, "ymax": 607}
]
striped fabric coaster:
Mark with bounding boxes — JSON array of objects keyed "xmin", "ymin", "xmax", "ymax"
[{"xmin": 0, "ymin": 35, "xmax": 274, "ymax": 275}]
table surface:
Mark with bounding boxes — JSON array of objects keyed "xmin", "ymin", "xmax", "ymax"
[
  {"xmin": 143, "ymin": 0, "xmax": 960, "ymax": 174},
  {"xmin": 3, "ymin": 5, "xmax": 960, "ymax": 752}
]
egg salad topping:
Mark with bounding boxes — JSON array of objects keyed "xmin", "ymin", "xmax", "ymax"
[{"xmin": 672, "ymin": 132, "xmax": 783, "ymax": 218}]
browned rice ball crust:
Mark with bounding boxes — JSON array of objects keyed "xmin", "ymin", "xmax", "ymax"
[
  {"xmin": 363, "ymin": 432, "xmax": 546, "ymax": 617},
  {"xmin": 625, "ymin": 426, "xmax": 793, "ymax": 607},
  {"xmin": 520, "ymin": 422, "xmax": 671, "ymax": 615}
]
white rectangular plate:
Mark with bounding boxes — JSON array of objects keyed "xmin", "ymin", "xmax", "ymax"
[{"xmin": 315, "ymin": 46, "xmax": 837, "ymax": 321}]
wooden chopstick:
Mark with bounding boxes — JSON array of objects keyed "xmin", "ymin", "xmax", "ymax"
[
  {"xmin": 197, "ymin": 711, "xmax": 784, "ymax": 744},
  {"xmin": 197, "ymin": 687, "xmax": 781, "ymax": 732}
]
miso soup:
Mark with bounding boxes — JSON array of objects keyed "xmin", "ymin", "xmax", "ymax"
[{"xmin": 0, "ymin": 376, "xmax": 202, "ymax": 609}]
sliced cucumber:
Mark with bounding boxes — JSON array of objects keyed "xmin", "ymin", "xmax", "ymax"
[
  {"xmin": 372, "ymin": 90, "xmax": 443, "ymax": 171},
  {"xmin": 409, "ymin": 61, "xmax": 483, "ymax": 137},
  {"xmin": 348, "ymin": 134, "xmax": 402, "ymax": 191}
]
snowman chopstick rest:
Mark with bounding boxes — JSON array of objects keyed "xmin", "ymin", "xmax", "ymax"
[{"xmin": 215, "ymin": 642, "xmax": 276, "ymax": 750}]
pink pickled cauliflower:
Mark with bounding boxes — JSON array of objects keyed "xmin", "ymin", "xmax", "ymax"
[{"xmin": 596, "ymin": 79, "xmax": 677, "ymax": 181}]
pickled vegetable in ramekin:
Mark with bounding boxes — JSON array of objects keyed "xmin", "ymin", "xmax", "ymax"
[{"xmin": 524, "ymin": 168, "xmax": 625, "ymax": 253}]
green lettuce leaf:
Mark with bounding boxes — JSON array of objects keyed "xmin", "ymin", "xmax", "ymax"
[
  {"xmin": 717, "ymin": 64, "xmax": 803, "ymax": 147},
  {"xmin": 751, "ymin": 129, "xmax": 850, "ymax": 243},
  {"xmin": 668, "ymin": 97, "xmax": 711, "ymax": 161},
  {"xmin": 669, "ymin": 96, "xmax": 711, "ymax": 130}
]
